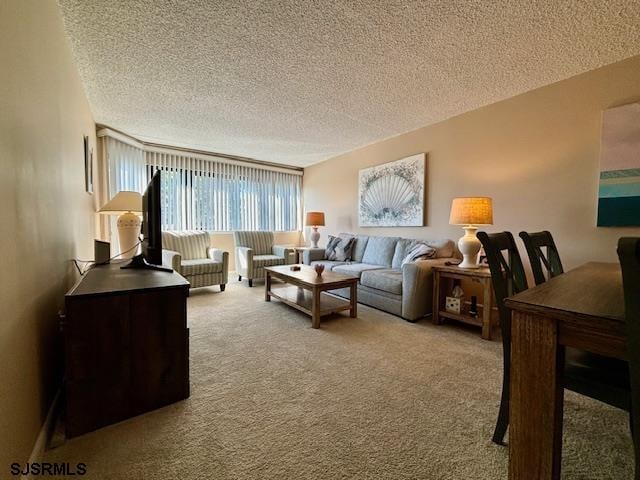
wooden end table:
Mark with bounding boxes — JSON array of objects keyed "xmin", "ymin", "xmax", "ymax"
[
  {"xmin": 264, "ymin": 265, "xmax": 358, "ymax": 328},
  {"xmin": 432, "ymin": 264, "xmax": 496, "ymax": 340}
]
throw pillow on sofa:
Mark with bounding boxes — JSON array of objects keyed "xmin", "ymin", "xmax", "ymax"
[
  {"xmin": 401, "ymin": 242, "xmax": 436, "ymax": 266},
  {"xmin": 325, "ymin": 235, "xmax": 355, "ymax": 261}
]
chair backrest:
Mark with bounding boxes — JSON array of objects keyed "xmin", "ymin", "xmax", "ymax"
[
  {"xmin": 233, "ymin": 231, "xmax": 274, "ymax": 255},
  {"xmin": 519, "ymin": 231, "xmax": 564, "ymax": 285},
  {"xmin": 477, "ymin": 232, "xmax": 529, "ymax": 342},
  {"xmin": 162, "ymin": 231, "xmax": 210, "ymax": 260},
  {"xmin": 617, "ymin": 237, "xmax": 640, "ymax": 479}
]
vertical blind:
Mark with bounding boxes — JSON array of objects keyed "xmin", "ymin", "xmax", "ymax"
[{"xmin": 105, "ymin": 136, "xmax": 302, "ymax": 232}]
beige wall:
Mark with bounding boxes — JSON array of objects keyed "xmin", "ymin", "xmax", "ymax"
[
  {"xmin": 0, "ymin": 0, "xmax": 96, "ymax": 467},
  {"xmin": 303, "ymin": 55, "xmax": 640, "ymax": 270}
]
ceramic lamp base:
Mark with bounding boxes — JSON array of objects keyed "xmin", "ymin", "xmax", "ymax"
[
  {"xmin": 457, "ymin": 225, "xmax": 481, "ymax": 269},
  {"xmin": 117, "ymin": 211, "xmax": 142, "ymax": 259},
  {"xmin": 310, "ymin": 227, "xmax": 321, "ymax": 249}
]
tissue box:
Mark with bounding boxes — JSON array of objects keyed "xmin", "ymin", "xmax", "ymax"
[{"xmin": 445, "ymin": 296, "xmax": 462, "ymax": 314}]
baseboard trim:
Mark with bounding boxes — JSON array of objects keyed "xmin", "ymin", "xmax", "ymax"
[{"xmin": 21, "ymin": 388, "xmax": 61, "ymax": 480}]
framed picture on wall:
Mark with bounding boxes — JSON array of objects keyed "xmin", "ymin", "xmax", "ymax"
[
  {"xmin": 358, "ymin": 153, "xmax": 426, "ymax": 227},
  {"xmin": 597, "ymin": 102, "xmax": 640, "ymax": 226},
  {"xmin": 84, "ymin": 135, "xmax": 93, "ymax": 194}
]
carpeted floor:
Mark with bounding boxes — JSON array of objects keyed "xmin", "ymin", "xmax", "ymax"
[{"xmin": 44, "ymin": 281, "xmax": 633, "ymax": 479}]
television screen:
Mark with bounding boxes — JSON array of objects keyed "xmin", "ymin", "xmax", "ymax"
[{"xmin": 142, "ymin": 170, "xmax": 162, "ymax": 265}]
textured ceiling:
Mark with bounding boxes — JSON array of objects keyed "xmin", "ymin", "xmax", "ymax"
[{"xmin": 59, "ymin": 0, "xmax": 640, "ymax": 167}]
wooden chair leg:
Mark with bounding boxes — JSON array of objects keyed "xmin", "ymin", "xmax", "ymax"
[
  {"xmin": 238, "ymin": 275, "xmax": 242, "ymax": 282},
  {"xmin": 248, "ymin": 279, "xmax": 253, "ymax": 287},
  {"xmin": 493, "ymin": 365, "xmax": 510, "ymax": 445},
  {"xmin": 220, "ymin": 284, "xmax": 226, "ymax": 292}
]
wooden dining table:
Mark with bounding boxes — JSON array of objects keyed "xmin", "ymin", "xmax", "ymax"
[{"xmin": 504, "ymin": 262, "xmax": 627, "ymax": 480}]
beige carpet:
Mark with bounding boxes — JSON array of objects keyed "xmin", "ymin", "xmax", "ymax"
[{"xmin": 44, "ymin": 281, "xmax": 633, "ymax": 479}]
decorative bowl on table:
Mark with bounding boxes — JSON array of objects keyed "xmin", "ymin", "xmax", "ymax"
[{"xmin": 314, "ymin": 264, "xmax": 325, "ymax": 276}]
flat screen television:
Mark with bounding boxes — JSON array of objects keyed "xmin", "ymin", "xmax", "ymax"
[{"xmin": 122, "ymin": 170, "xmax": 172, "ymax": 272}]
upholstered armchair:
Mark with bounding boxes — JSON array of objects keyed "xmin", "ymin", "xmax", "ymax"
[
  {"xmin": 233, "ymin": 231, "xmax": 294, "ymax": 287},
  {"xmin": 161, "ymin": 231, "xmax": 229, "ymax": 291}
]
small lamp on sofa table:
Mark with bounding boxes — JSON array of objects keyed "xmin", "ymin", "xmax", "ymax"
[
  {"xmin": 98, "ymin": 191, "xmax": 143, "ymax": 259},
  {"xmin": 305, "ymin": 211, "xmax": 325, "ymax": 249},
  {"xmin": 449, "ymin": 197, "xmax": 493, "ymax": 269}
]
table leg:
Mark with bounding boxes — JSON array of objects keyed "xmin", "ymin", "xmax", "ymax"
[
  {"xmin": 432, "ymin": 271, "xmax": 441, "ymax": 325},
  {"xmin": 350, "ymin": 282, "xmax": 357, "ymax": 318},
  {"xmin": 481, "ymin": 279, "xmax": 492, "ymax": 340},
  {"xmin": 509, "ymin": 311, "xmax": 564, "ymax": 480},
  {"xmin": 311, "ymin": 287, "xmax": 321, "ymax": 328},
  {"xmin": 265, "ymin": 271, "xmax": 271, "ymax": 302}
]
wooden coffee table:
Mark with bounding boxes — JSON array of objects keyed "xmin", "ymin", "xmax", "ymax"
[{"xmin": 264, "ymin": 265, "xmax": 358, "ymax": 328}]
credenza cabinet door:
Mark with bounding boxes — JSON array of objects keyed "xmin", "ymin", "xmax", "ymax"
[
  {"xmin": 64, "ymin": 286, "xmax": 189, "ymax": 438},
  {"xmin": 65, "ymin": 294, "xmax": 131, "ymax": 437},
  {"xmin": 129, "ymin": 288, "xmax": 189, "ymax": 415}
]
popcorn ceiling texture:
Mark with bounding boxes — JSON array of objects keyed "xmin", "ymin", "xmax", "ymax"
[{"xmin": 58, "ymin": 0, "xmax": 640, "ymax": 166}]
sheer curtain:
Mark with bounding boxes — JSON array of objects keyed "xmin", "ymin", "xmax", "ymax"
[
  {"xmin": 146, "ymin": 148, "xmax": 302, "ymax": 231},
  {"xmin": 106, "ymin": 136, "xmax": 146, "ymax": 196},
  {"xmin": 101, "ymin": 133, "xmax": 302, "ymax": 233}
]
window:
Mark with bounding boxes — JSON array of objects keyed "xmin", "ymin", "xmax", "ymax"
[{"xmin": 103, "ymin": 134, "xmax": 302, "ymax": 232}]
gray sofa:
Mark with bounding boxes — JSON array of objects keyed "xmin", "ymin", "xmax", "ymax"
[{"xmin": 302, "ymin": 233, "xmax": 457, "ymax": 322}]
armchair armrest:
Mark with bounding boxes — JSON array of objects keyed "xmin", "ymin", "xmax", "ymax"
[
  {"xmin": 207, "ymin": 247, "xmax": 227, "ymax": 263},
  {"xmin": 162, "ymin": 249, "xmax": 182, "ymax": 273},
  {"xmin": 302, "ymin": 248, "xmax": 326, "ymax": 265},
  {"xmin": 209, "ymin": 247, "xmax": 229, "ymax": 284},
  {"xmin": 273, "ymin": 245, "xmax": 295, "ymax": 264},
  {"xmin": 235, "ymin": 246, "xmax": 254, "ymax": 276},
  {"xmin": 401, "ymin": 258, "xmax": 452, "ymax": 321}
]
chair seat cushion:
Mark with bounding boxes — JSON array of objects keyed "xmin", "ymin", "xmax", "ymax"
[
  {"xmin": 360, "ymin": 269, "xmax": 403, "ymax": 295},
  {"xmin": 253, "ymin": 254, "xmax": 286, "ymax": 268},
  {"xmin": 332, "ymin": 263, "xmax": 384, "ymax": 278},
  {"xmin": 310, "ymin": 260, "xmax": 348, "ymax": 271},
  {"xmin": 181, "ymin": 259, "xmax": 223, "ymax": 275}
]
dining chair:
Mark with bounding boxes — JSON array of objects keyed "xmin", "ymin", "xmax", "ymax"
[
  {"xmin": 476, "ymin": 231, "xmax": 528, "ymax": 444},
  {"xmin": 519, "ymin": 230, "xmax": 564, "ymax": 285},
  {"xmin": 618, "ymin": 237, "xmax": 640, "ymax": 479},
  {"xmin": 479, "ymin": 231, "xmax": 631, "ymax": 446}
]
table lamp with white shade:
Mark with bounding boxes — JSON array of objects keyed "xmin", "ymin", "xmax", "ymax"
[
  {"xmin": 305, "ymin": 211, "xmax": 325, "ymax": 248},
  {"xmin": 449, "ymin": 197, "xmax": 493, "ymax": 269},
  {"xmin": 98, "ymin": 191, "xmax": 142, "ymax": 259}
]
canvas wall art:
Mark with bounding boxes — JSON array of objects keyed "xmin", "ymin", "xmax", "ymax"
[
  {"xmin": 597, "ymin": 102, "xmax": 640, "ymax": 227},
  {"xmin": 358, "ymin": 153, "xmax": 425, "ymax": 227}
]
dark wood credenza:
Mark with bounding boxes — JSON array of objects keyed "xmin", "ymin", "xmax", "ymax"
[{"xmin": 64, "ymin": 262, "xmax": 190, "ymax": 437}]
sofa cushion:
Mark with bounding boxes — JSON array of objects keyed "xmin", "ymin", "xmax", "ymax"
[
  {"xmin": 391, "ymin": 238, "xmax": 413, "ymax": 268},
  {"xmin": 340, "ymin": 233, "xmax": 369, "ymax": 262},
  {"xmin": 252, "ymin": 254, "xmax": 286, "ymax": 268},
  {"xmin": 310, "ymin": 260, "xmax": 348, "ymax": 271},
  {"xmin": 180, "ymin": 259, "xmax": 223, "ymax": 275},
  {"xmin": 325, "ymin": 235, "xmax": 355, "ymax": 261},
  {"xmin": 391, "ymin": 238, "xmax": 455, "ymax": 266},
  {"xmin": 360, "ymin": 269, "xmax": 403, "ymax": 295},
  {"xmin": 361, "ymin": 236, "xmax": 399, "ymax": 267},
  {"xmin": 333, "ymin": 263, "xmax": 384, "ymax": 278}
]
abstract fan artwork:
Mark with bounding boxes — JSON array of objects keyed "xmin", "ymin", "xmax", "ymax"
[
  {"xmin": 597, "ymin": 102, "xmax": 640, "ymax": 227},
  {"xmin": 358, "ymin": 153, "xmax": 425, "ymax": 227}
]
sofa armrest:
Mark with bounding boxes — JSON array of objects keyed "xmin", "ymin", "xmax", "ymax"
[
  {"xmin": 235, "ymin": 246, "xmax": 253, "ymax": 276},
  {"xmin": 162, "ymin": 249, "xmax": 182, "ymax": 273},
  {"xmin": 302, "ymin": 248, "xmax": 326, "ymax": 265},
  {"xmin": 401, "ymin": 258, "xmax": 453, "ymax": 321}
]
